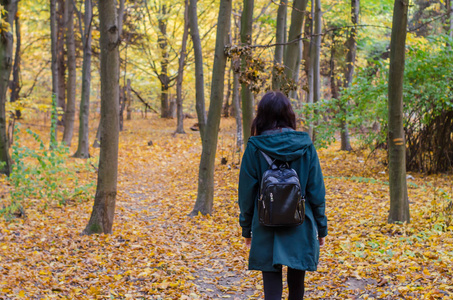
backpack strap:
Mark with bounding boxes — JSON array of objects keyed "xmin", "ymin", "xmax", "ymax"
[
  {"xmin": 260, "ymin": 150, "xmax": 290, "ymax": 169},
  {"xmin": 260, "ymin": 150, "xmax": 274, "ymax": 166}
]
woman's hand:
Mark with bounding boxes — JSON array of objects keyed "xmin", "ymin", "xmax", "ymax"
[
  {"xmin": 244, "ymin": 238, "xmax": 251, "ymax": 249},
  {"xmin": 319, "ymin": 236, "xmax": 326, "ymax": 247}
]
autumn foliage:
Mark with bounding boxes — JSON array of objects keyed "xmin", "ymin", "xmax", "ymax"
[{"xmin": 0, "ymin": 116, "xmax": 451, "ymax": 299}]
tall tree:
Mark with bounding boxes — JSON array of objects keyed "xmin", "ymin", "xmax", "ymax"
[
  {"xmin": 62, "ymin": 0, "xmax": 76, "ymax": 146},
  {"xmin": 272, "ymin": 0, "xmax": 287, "ymax": 91},
  {"xmin": 50, "ymin": 0, "xmax": 59, "ymax": 143},
  {"xmin": 240, "ymin": 0, "xmax": 254, "ymax": 145},
  {"xmin": 448, "ymin": 0, "xmax": 453, "ymax": 41},
  {"xmin": 175, "ymin": 0, "xmax": 189, "ymax": 134},
  {"xmin": 157, "ymin": 4, "xmax": 171, "ymax": 118},
  {"xmin": 339, "ymin": 0, "xmax": 359, "ymax": 151},
  {"xmin": 0, "ymin": 0, "xmax": 18, "ymax": 176},
  {"xmin": 188, "ymin": 0, "xmax": 206, "ymax": 138},
  {"xmin": 57, "ymin": 0, "xmax": 66, "ymax": 126},
  {"xmin": 283, "ymin": 0, "xmax": 308, "ymax": 93},
  {"xmin": 73, "ymin": 0, "xmax": 93, "ymax": 158},
  {"xmin": 9, "ymin": 12, "xmax": 20, "ymax": 109},
  {"xmin": 387, "ymin": 0, "xmax": 410, "ymax": 224},
  {"xmin": 83, "ymin": 0, "xmax": 120, "ymax": 235},
  {"xmin": 190, "ymin": 0, "xmax": 232, "ymax": 216},
  {"xmin": 309, "ymin": 0, "xmax": 321, "ymax": 141}
]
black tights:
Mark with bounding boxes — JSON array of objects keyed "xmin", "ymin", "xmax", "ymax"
[{"xmin": 262, "ymin": 267, "xmax": 306, "ymax": 300}]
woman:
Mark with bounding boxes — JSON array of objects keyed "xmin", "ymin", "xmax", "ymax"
[{"xmin": 238, "ymin": 91, "xmax": 327, "ymax": 299}]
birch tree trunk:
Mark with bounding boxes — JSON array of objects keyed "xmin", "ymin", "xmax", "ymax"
[
  {"xmin": 388, "ymin": 0, "xmax": 410, "ymax": 224},
  {"xmin": 175, "ymin": 0, "xmax": 189, "ymax": 134},
  {"xmin": 83, "ymin": 0, "xmax": 120, "ymax": 235},
  {"xmin": 190, "ymin": 0, "xmax": 231, "ymax": 216},
  {"xmin": 0, "ymin": 0, "xmax": 17, "ymax": 176},
  {"xmin": 63, "ymin": 0, "xmax": 76, "ymax": 146},
  {"xmin": 339, "ymin": 0, "xmax": 359, "ymax": 151},
  {"xmin": 188, "ymin": 0, "xmax": 206, "ymax": 139},
  {"xmin": 74, "ymin": 0, "xmax": 92, "ymax": 158},
  {"xmin": 241, "ymin": 0, "xmax": 254, "ymax": 145},
  {"xmin": 50, "ymin": 0, "xmax": 59, "ymax": 142},
  {"xmin": 272, "ymin": 0, "xmax": 287, "ymax": 91},
  {"xmin": 283, "ymin": 0, "xmax": 308, "ymax": 93}
]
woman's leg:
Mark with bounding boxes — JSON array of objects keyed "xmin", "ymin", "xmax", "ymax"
[
  {"xmin": 287, "ymin": 267, "xmax": 306, "ymax": 300},
  {"xmin": 262, "ymin": 270, "xmax": 283, "ymax": 300}
]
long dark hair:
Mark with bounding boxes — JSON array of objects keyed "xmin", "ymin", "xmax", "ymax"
[{"xmin": 251, "ymin": 91, "xmax": 296, "ymax": 136}]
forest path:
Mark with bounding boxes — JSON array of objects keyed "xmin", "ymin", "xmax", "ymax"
[{"xmin": 0, "ymin": 116, "xmax": 452, "ymax": 299}]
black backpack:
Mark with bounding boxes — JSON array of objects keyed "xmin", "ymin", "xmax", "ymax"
[{"xmin": 258, "ymin": 151, "xmax": 305, "ymax": 227}]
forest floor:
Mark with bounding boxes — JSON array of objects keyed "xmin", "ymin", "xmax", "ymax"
[{"xmin": 0, "ymin": 115, "xmax": 452, "ymax": 299}]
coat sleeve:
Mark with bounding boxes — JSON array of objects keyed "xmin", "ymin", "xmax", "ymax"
[
  {"xmin": 306, "ymin": 144, "xmax": 328, "ymax": 238},
  {"xmin": 238, "ymin": 144, "xmax": 259, "ymax": 238}
]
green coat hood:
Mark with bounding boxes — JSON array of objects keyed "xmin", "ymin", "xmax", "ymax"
[{"xmin": 248, "ymin": 131, "xmax": 313, "ymax": 162}]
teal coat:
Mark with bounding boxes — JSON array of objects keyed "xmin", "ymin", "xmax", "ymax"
[{"xmin": 238, "ymin": 130, "xmax": 327, "ymax": 272}]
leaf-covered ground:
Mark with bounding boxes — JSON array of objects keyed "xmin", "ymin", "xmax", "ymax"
[{"xmin": 0, "ymin": 116, "xmax": 452, "ymax": 299}]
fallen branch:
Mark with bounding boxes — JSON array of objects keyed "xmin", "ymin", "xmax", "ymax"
[{"xmin": 130, "ymin": 87, "xmax": 159, "ymax": 114}]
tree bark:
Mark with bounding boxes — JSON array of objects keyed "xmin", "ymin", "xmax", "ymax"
[
  {"xmin": 50, "ymin": 0, "xmax": 59, "ymax": 142},
  {"xmin": 388, "ymin": 0, "xmax": 410, "ymax": 224},
  {"xmin": 190, "ymin": 0, "xmax": 231, "ymax": 216},
  {"xmin": 125, "ymin": 78, "xmax": 131, "ymax": 120},
  {"xmin": 57, "ymin": 0, "xmax": 66, "ymax": 126},
  {"xmin": 0, "ymin": 0, "xmax": 17, "ymax": 176},
  {"xmin": 240, "ymin": 0, "xmax": 254, "ymax": 145},
  {"xmin": 283, "ymin": 0, "xmax": 308, "ymax": 93},
  {"xmin": 232, "ymin": 59, "xmax": 243, "ymax": 149},
  {"xmin": 158, "ymin": 4, "xmax": 170, "ymax": 119},
  {"xmin": 339, "ymin": 0, "xmax": 359, "ymax": 151},
  {"xmin": 74, "ymin": 0, "xmax": 92, "ymax": 158},
  {"xmin": 272, "ymin": 0, "xmax": 287, "ymax": 91},
  {"xmin": 175, "ymin": 0, "xmax": 189, "ymax": 134},
  {"xmin": 189, "ymin": 0, "xmax": 206, "ymax": 138},
  {"xmin": 10, "ymin": 13, "xmax": 20, "ymax": 110},
  {"xmin": 63, "ymin": 0, "xmax": 76, "ymax": 146},
  {"xmin": 310, "ymin": 0, "xmax": 321, "ymax": 141},
  {"xmin": 83, "ymin": 0, "xmax": 120, "ymax": 235},
  {"xmin": 304, "ymin": 11, "xmax": 313, "ymax": 137}
]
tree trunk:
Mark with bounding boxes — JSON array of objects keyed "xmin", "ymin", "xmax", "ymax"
[
  {"xmin": 125, "ymin": 78, "xmax": 131, "ymax": 120},
  {"xmin": 50, "ymin": 0, "xmax": 59, "ymax": 142},
  {"xmin": 339, "ymin": 0, "xmax": 358, "ymax": 151},
  {"xmin": 0, "ymin": 0, "xmax": 17, "ymax": 176},
  {"xmin": 448, "ymin": 0, "xmax": 453, "ymax": 45},
  {"xmin": 240, "ymin": 0, "xmax": 254, "ymax": 145},
  {"xmin": 189, "ymin": 0, "xmax": 206, "ymax": 138},
  {"xmin": 307, "ymin": 3, "xmax": 314, "ymax": 139},
  {"xmin": 175, "ymin": 0, "xmax": 189, "ymax": 134},
  {"xmin": 232, "ymin": 59, "xmax": 243, "ymax": 149},
  {"xmin": 57, "ymin": 0, "xmax": 66, "ymax": 126},
  {"xmin": 272, "ymin": 0, "xmax": 287, "ymax": 91},
  {"xmin": 158, "ymin": 4, "xmax": 170, "ymax": 119},
  {"xmin": 83, "ymin": 0, "xmax": 120, "ymax": 235},
  {"xmin": 388, "ymin": 0, "xmax": 410, "ymax": 224},
  {"xmin": 311, "ymin": 0, "xmax": 321, "ymax": 142},
  {"xmin": 190, "ymin": 0, "xmax": 231, "ymax": 216},
  {"xmin": 119, "ymin": 86, "xmax": 125, "ymax": 131},
  {"xmin": 93, "ymin": 120, "xmax": 101, "ymax": 148},
  {"xmin": 289, "ymin": 38, "xmax": 302, "ymax": 101},
  {"xmin": 10, "ymin": 13, "xmax": 21, "ymax": 113},
  {"xmin": 74, "ymin": 0, "xmax": 92, "ymax": 158},
  {"xmin": 222, "ymin": 64, "xmax": 231, "ymax": 118},
  {"xmin": 63, "ymin": 0, "xmax": 76, "ymax": 146},
  {"xmin": 283, "ymin": 0, "xmax": 308, "ymax": 94}
]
